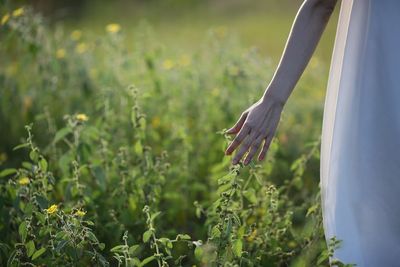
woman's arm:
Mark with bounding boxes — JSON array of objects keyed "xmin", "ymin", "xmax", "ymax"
[{"xmin": 225, "ymin": 0, "xmax": 338, "ymax": 165}]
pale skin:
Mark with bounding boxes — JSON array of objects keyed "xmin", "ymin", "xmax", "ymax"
[{"xmin": 225, "ymin": 0, "xmax": 338, "ymax": 165}]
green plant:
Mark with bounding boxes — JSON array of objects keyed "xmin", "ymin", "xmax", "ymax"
[{"xmin": 0, "ymin": 5, "xmax": 353, "ymax": 266}]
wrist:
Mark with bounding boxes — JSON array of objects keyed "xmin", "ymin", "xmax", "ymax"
[{"xmin": 261, "ymin": 87, "xmax": 287, "ymax": 108}]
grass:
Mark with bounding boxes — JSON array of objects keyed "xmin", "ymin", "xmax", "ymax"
[{"xmin": 0, "ymin": 3, "xmax": 354, "ymax": 267}]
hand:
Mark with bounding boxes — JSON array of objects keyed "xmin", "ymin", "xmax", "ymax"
[{"xmin": 225, "ymin": 97, "xmax": 283, "ymax": 165}]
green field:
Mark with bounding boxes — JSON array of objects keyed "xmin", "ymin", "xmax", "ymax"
[{"xmin": 0, "ymin": 2, "xmax": 351, "ymax": 266}]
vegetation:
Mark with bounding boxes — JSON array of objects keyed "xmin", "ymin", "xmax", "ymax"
[{"xmin": 0, "ymin": 6, "xmax": 353, "ymax": 267}]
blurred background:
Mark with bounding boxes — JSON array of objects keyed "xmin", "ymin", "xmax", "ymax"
[
  {"xmin": 6, "ymin": 0, "xmax": 339, "ymax": 63},
  {"xmin": 0, "ymin": 1, "xmax": 344, "ymax": 266}
]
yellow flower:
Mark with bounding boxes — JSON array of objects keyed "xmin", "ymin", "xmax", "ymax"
[
  {"xmin": 0, "ymin": 152, "xmax": 7, "ymax": 163},
  {"xmin": 22, "ymin": 96, "xmax": 32, "ymax": 114},
  {"xmin": 1, "ymin": 13, "xmax": 9, "ymax": 25},
  {"xmin": 215, "ymin": 26, "xmax": 227, "ymax": 38},
  {"xmin": 12, "ymin": 7, "xmax": 24, "ymax": 17},
  {"xmin": 74, "ymin": 209, "xmax": 86, "ymax": 217},
  {"xmin": 288, "ymin": 241, "xmax": 297, "ymax": 249},
  {"xmin": 76, "ymin": 113, "xmax": 89, "ymax": 122},
  {"xmin": 178, "ymin": 55, "xmax": 191, "ymax": 67},
  {"xmin": 56, "ymin": 49, "xmax": 66, "ymax": 59},
  {"xmin": 162, "ymin": 59, "xmax": 175, "ymax": 70},
  {"xmin": 18, "ymin": 177, "xmax": 30, "ymax": 186},
  {"xmin": 246, "ymin": 229, "xmax": 257, "ymax": 242},
  {"xmin": 105, "ymin": 23, "xmax": 121, "ymax": 33},
  {"xmin": 75, "ymin": 43, "xmax": 88, "ymax": 54},
  {"xmin": 70, "ymin": 30, "xmax": 82, "ymax": 41},
  {"xmin": 151, "ymin": 116, "xmax": 161, "ymax": 129},
  {"xmin": 46, "ymin": 204, "xmax": 58, "ymax": 215}
]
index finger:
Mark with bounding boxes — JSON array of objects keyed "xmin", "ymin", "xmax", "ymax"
[{"xmin": 225, "ymin": 124, "xmax": 250, "ymax": 155}]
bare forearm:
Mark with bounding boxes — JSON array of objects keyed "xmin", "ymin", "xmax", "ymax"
[{"xmin": 263, "ymin": 0, "xmax": 337, "ymax": 105}]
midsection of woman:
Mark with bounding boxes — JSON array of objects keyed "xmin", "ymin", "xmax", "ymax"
[
  {"xmin": 224, "ymin": 0, "xmax": 400, "ymax": 266},
  {"xmin": 321, "ymin": 0, "xmax": 400, "ymax": 265}
]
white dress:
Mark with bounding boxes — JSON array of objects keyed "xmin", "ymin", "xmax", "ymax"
[{"xmin": 320, "ymin": 0, "xmax": 400, "ymax": 266}]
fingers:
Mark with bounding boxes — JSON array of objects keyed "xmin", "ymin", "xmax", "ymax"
[
  {"xmin": 258, "ymin": 135, "xmax": 273, "ymax": 161},
  {"xmin": 225, "ymin": 124, "xmax": 250, "ymax": 155},
  {"xmin": 226, "ymin": 112, "xmax": 248, "ymax": 134},
  {"xmin": 232, "ymin": 130, "xmax": 259, "ymax": 164},
  {"xmin": 243, "ymin": 135, "xmax": 264, "ymax": 165},
  {"xmin": 257, "ymin": 114, "xmax": 279, "ymax": 161}
]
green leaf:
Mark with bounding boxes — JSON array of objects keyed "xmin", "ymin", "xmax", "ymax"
[
  {"xmin": 134, "ymin": 141, "xmax": 143, "ymax": 156},
  {"xmin": 29, "ymin": 150, "xmax": 39, "ymax": 162},
  {"xmin": 225, "ymin": 218, "xmax": 232, "ymax": 238},
  {"xmin": 31, "ymin": 247, "xmax": 46, "ymax": 260},
  {"xmin": 139, "ymin": 117, "xmax": 146, "ymax": 131},
  {"xmin": 0, "ymin": 168, "xmax": 17, "ymax": 178},
  {"xmin": 194, "ymin": 246, "xmax": 203, "ymax": 261},
  {"xmin": 53, "ymin": 127, "xmax": 71, "ymax": 143},
  {"xmin": 211, "ymin": 226, "xmax": 221, "ymax": 238},
  {"xmin": 58, "ymin": 151, "xmax": 73, "ymax": 175},
  {"xmin": 13, "ymin": 143, "xmax": 29, "ymax": 151},
  {"xmin": 23, "ymin": 203, "xmax": 34, "ymax": 216},
  {"xmin": 35, "ymin": 195, "xmax": 49, "ymax": 210},
  {"xmin": 195, "ymin": 207, "xmax": 201, "ymax": 218},
  {"xmin": 317, "ymin": 250, "xmax": 329, "ymax": 264},
  {"xmin": 159, "ymin": 237, "xmax": 169, "ymax": 243},
  {"xmin": 290, "ymin": 157, "xmax": 305, "ymax": 171},
  {"xmin": 140, "ymin": 255, "xmax": 155, "ymax": 266},
  {"xmin": 142, "ymin": 230, "xmax": 152, "ymax": 243},
  {"xmin": 218, "ymin": 173, "xmax": 235, "ymax": 185},
  {"xmin": 129, "ymin": 245, "xmax": 139, "ymax": 255},
  {"xmin": 243, "ymin": 188, "xmax": 257, "ymax": 204},
  {"xmin": 132, "ymin": 258, "xmax": 141, "ymax": 265},
  {"xmin": 233, "ymin": 239, "xmax": 243, "ymax": 257},
  {"xmin": 26, "ymin": 240, "xmax": 36, "ymax": 257},
  {"xmin": 86, "ymin": 231, "xmax": 99, "ymax": 243},
  {"xmin": 55, "ymin": 231, "xmax": 68, "ymax": 240},
  {"xmin": 237, "ymin": 226, "xmax": 246, "ymax": 238},
  {"xmin": 232, "ymin": 213, "xmax": 241, "ymax": 226},
  {"xmin": 159, "ymin": 238, "xmax": 173, "ymax": 249},
  {"xmin": 39, "ymin": 158, "xmax": 48, "ymax": 172},
  {"xmin": 150, "ymin": 211, "xmax": 161, "ymax": 222},
  {"xmin": 19, "ymin": 221, "xmax": 27, "ymax": 243},
  {"xmin": 293, "ymin": 176, "xmax": 303, "ymax": 190},
  {"xmin": 35, "ymin": 211, "xmax": 46, "ymax": 225},
  {"xmin": 306, "ymin": 204, "xmax": 319, "ymax": 217},
  {"xmin": 55, "ymin": 240, "xmax": 69, "ymax": 252},
  {"xmin": 216, "ymin": 183, "xmax": 232, "ymax": 195},
  {"xmin": 110, "ymin": 245, "xmax": 126, "ymax": 253},
  {"xmin": 22, "ymin": 161, "xmax": 33, "ymax": 170},
  {"xmin": 176, "ymin": 234, "xmax": 191, "ymax": 240}
]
